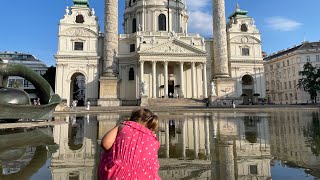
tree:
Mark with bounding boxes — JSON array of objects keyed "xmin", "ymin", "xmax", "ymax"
[
  {"xmin": 304, "ymin": 112, "xmax": 320, "ymax": 156},
  {"xmin": 42, "ymin": 66, "xmax": 56, "ymax": 92},
  {"xmin": 297, "ymin": 62, "xmax": 320, "ymax": 104}
]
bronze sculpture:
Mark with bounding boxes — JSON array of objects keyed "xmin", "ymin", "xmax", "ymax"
[{"xmin": 0, "ymin": 61, "xmax": 61, "ymax": 121}]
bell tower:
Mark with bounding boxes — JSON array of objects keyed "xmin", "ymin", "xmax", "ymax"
[{"xmin": 55, "ymin": 0, "xmax": 101, "ymax": 106}]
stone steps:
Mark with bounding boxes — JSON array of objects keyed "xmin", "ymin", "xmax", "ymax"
[{"xmin": 148, "ymin": 98, "xmax": 206, "ymax": 107}]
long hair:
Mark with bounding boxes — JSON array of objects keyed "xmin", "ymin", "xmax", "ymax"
[{"xmin": 129, "ymin": 108, "xmax": 159, "ymax": 131}]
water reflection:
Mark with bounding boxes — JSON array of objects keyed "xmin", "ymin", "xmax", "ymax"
[
  {"xmin": 0, "ymin": 127, "xmax": 54, "ymax": 179},
  {"xmin": 51, "ymin": 115, "xmax": 98, "ymax": 180},
  {"xmin": 0, "ymin": 110, "xmax": 319, "ymax": 179},
  {"xmin": 156, "ymin": 113, "xmax": 271, "ymax": 179}
]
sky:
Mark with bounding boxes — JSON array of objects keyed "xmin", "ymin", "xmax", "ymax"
[{"xmin": 0, "ymin": 0, "xmax": 319, "ymax": 66}]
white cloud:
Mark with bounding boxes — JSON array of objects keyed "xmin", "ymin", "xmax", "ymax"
[
  {"xmin": 265, "ymin": 16, "xmax": 302, "ymax": 31},
  {"xmin": 188, "ymin": 11, "xmax": 213, "ymax": 37},
  {"xmin": 185, "ymin": 0, "xmax": 212, "ymax": 37}
]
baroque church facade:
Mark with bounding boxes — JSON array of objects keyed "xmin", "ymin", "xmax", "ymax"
[{"xmin": 55, "ymin": 0, "xmax": 265, "ymax": 106}]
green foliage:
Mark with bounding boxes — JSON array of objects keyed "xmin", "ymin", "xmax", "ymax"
[
  {"xmin": 42, "ymin": 66, "xmax": 56, "ymax": 92},
  {"xmin": 297, "ymin": 62, "xmax": 320, "ymax": 103}
]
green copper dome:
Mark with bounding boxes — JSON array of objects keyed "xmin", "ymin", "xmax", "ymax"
[
  {"xmin": 228, "ymin": 3, "xmax": 248, "ymax": 19},
  {"xmin": 73, "ymin": 0, "xmax": 89, "ymax": 7}
]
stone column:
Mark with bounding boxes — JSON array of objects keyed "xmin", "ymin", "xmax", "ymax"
[
  {"xmin": 165, "ymin": 120, "xmax": 170, "ymax": 158},
  {"xmin": 180, "ymin": 62, "xmax": 185, "ymax": 98},
  {"xmin": 181, "ymin": 120, "xmax": 186, "ymax": 159},
  {"xmin": 193, "ymin": 117, "xmax": 199, "ymax": 159},
  {"xmin": 212, "ymin": 0, "xmax": 229, "ymax": 78},
  {"xmin": 203, "ymin": 63, "xmax": 208, "ymax": 98},
  {"xmin": 98, "ymin": 0, "xmax": 121, "ymax": 106},
  {"xmin": 164, "ymin": 61, "xmax": 168, "ymax": 98},
  {"xmin": 103, "ymin": 0, "xmax": 118, "ymax": 76},
  {"xmin": 204, "ymin": 117, "xmax": 210, "ymax": 157},
  {"xmin": 152, "ymin": 61, "xmax": 157, "ymax": 98},
  {"xmin": 191, "ymin": 62, "xmax": 196, "ymax": 98},
  {"xmin": 140, "ymin": 61, "xmax": 144, "ymax": 83}
]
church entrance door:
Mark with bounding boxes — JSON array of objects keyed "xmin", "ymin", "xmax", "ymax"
[
  {"xmin": 241, "ymin": 75, "xmax": 254, "ymax": 105},
  {"xmin": 168, "ymin": 80, "xmax": 174, "ymax": 98},
  {"xmin": 70, "ymin": 73, "xmax": 86, "ymax": 107}
]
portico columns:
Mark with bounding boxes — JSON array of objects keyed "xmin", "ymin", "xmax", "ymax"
[
  {"xmin": 191, "ymin": 62, "xmax": 196, "ymax": 98},
  {"xmin": 203, "ymin": 63, "xmax": 208, "ymax": 98},
  {"xmin": 152, "ymin": 61, "xmax": 157, "ymax": 98},
  {"xmin": 179, "ymin": 62, "xmax": 185, "ymax": 98},
  {"xmin": 140, "ymin": 61, "xmax": 144, "ymax": 83},
  {"xmin": 164, "ymin": 61, "xmax": 168, "ymax": 98}
]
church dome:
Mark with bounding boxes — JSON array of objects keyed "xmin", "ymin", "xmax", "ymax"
[{"xmin": 123, "ymin": 0, "xmax": 188, "ymax": 34}]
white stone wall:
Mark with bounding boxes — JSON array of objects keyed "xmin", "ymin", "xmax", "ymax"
[
  {"xmin": 226, "ymin": 12, "xmax": 266, "ymax": 100},
  {"xmin": 55, "ymin": 5, "xmax": 100, "ymax": 106},
  {"xmin": 264, "ymin": 47, "xmax": 320, "ymax": 104}
]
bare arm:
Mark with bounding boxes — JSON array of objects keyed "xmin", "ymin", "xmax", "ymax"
[{"xmin": 101, "ymin": 125, "xmax": 119, "ymax": 151}]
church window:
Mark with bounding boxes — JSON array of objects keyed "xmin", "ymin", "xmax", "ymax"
[
  {"xmin": 241, "ymin": 24, "xmax": 248, "ymax": 32},
  {"xmin": 316, "ymin": 55, "xmax": 320, "ymax": 62},
  {"xmin": 74, "ymin": 42, "xmax": 84, "ymax": 51},
  {"xmin": 132, "ymin": 18, "xmax": 137, "ymax": 33},
  {"xmin": 249, "ymin": 165, "xmax": 258, "ymax": 175},
  {"xmin": 242, "ymin": 48, "xmax": 250, "ymax": 56},
  {"xmin": 158, "ymin": 14, "xmax": 166, "ymax": 31},
  {"xmin": 76, "ymin": 14, "xmax": 84, "ymax": 23},
  {"xmin": 129, "ymin": 68, "xmax": 134, "ymax": 80},
  {"xmin": 130, "ymin": 44, "xmax": 135, "ymax": 52}
]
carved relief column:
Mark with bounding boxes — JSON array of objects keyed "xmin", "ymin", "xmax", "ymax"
[
  {"xmin": 191, "ymin": 62, "xmax": 196, "ymax": 98},
  {"xmin": 98, "ymin": 0, "xmax": 121, "ymax": 106},
  {"xmin": 152, "ymin": 61, "xmax": 157, "ymax": 98},
  {"xmin": 179, "ymin": 62, "xmax": 185, "ymax": 98},
  {"xmin": 103, "ymin": 0, "xmax": 118, "ymax": 76},
  {"xmin": 212, "ymin": 0, "xmax": 229, "ymax": 78},
  {"xmin": 164, "ymin": 61, "xmax": 168, "ymax": 98},
  {"xmin": 202, "ymin": 63, "xmax": 208, "ymax": 98}
]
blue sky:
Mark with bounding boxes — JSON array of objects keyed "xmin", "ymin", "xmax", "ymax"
[{"xmin": 0, "ymin": 0, "xmax": 319, "ymax": 66}]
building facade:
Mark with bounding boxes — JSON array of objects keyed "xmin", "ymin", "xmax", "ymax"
[
  {"xmin": 264, "ymin": 41, "xmax": 320, "ymax": 104},
  {"xmin": 0, "ymin": 51, "xmax": 48, "ymax": 99},
  {"xmin": 55, "ymin": 0, "xmax": 265, "ymax": 106}
]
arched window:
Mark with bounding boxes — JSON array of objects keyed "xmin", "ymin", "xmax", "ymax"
[
  {"xmin": 76, "ymin": 14, "xmax": 84, "ymax": 23},
  {"xmin": 241, "ymin": 23, "xmax": 247, "ymax": 32},
  {"xmin": 132, "ymin": 18, "xmax": 137, "ymax": 33},
  {"xmin": 158, "ymin": 14, "xmax": 166, "ymax": 31}
]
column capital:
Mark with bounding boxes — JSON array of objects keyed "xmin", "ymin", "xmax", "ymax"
[
  {"xmin": 179, "ymin": 61, "xmax": 184, "ymax": 64},
  {"xmin": 191, "ymin": 62, "xmax": 196, "ymax": 65}
]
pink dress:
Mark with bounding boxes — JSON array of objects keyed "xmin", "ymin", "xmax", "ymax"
[{"xmin": 99, "ymin": 121, "xmax": 161, "ymax": 180}]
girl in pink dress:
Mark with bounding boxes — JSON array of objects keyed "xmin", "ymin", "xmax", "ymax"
[{"xmin": 99, "ymin": 108, "xmax": 161, "ymax": 180}]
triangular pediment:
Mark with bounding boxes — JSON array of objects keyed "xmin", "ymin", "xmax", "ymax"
[{"xmin": 139, "ymin": 39, "xmax": 207, "ymax": 55}]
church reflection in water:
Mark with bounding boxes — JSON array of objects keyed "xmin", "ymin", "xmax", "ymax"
[
  {"xmin": 48, "ymin": 111, "xmax": 319, "ymax": 179},
  {"xmin": 156, "ymin": 112, "xmax": 271, "ymax": 179},
  {"xmin": 51, "ymin": 115, "xmax": 98, "ymax": 180}
]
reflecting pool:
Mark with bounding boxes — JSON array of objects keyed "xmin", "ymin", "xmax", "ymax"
[{"xmin": 0, "ymin": 110, "xmax": 319, "ymax": 179}]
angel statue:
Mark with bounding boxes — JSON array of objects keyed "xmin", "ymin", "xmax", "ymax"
[
  {"xmin": 210, "ymin": 81, "xmax": 217, "ymax": 96},
  {"xmin": 140, "ymin": 81, "xmax": 147, "ymax": 95}
]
